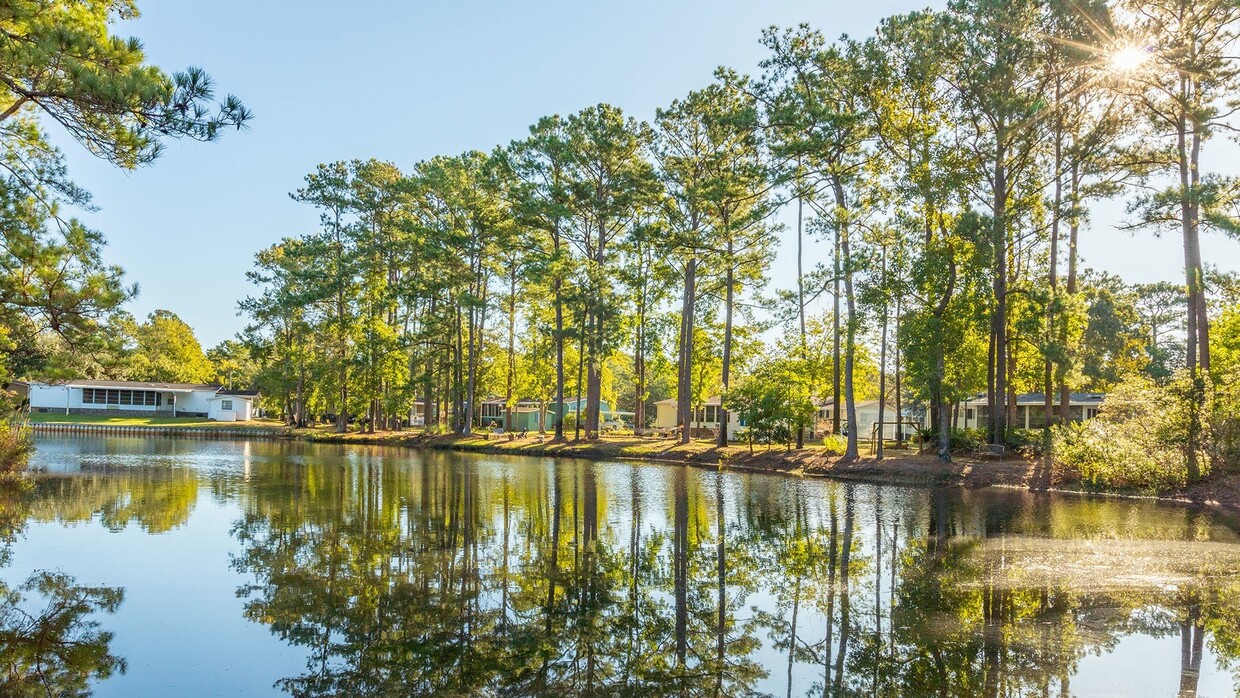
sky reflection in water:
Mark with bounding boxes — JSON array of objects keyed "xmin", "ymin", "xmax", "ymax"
[{"xmin": 3, "ymin": 435, "xmax": 1240, "ymax": 697}]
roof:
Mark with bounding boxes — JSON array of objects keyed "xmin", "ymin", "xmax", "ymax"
[
  {"xmin": 26, "ymin": 378, "xmax": 222, "ymax": 393},
  {"xmin": 218, "ymin": 389, "xmax": 260, "ymax": 397},
  {"xmin": 961, "ymin": 392, "xmax": 1106, "ymax": 405},
  {"xmin": 210, "ymin": 392, "xmax": 257, "ymax": 401},
  {"xmin": 654, "ymin": 396, "xmax": 724, "ymax": 406}
]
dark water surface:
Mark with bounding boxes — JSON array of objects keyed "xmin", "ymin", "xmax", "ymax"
[{"xmin": 3, "ymin": 436, "xmax": 1240, "ymax": 697}]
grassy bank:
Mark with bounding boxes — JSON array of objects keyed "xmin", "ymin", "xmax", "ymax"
[{"xmin": 296, "ymin": 427, "xmax": 1068, "ymax": 490}]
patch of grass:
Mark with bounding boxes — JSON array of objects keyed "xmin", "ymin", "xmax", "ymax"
[{"xmin": 27, "ymin": 413, "xmax": 286, "ymax": 429}]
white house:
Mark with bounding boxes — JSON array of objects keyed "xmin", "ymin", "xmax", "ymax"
[
  {"xmin": 653, "ymin": 395, "xmax": 924, "ymax": 442},
  {"xmin": 16, "ymin": 379, "xmax": 260, "ymax": 421},
  {"xmin": 207, "ymin": 390, "xmax": 259, "ymax": 422},
  {"xmin": 955, "ymin": 392, "xmax": 1105, "ymax": 430},
  {"xmin": 817, "ymin": 399, "xmax": 925, "ymax": 440}
]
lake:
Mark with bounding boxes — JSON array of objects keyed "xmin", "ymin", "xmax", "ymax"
[{"xmin": 3, "ymin": 435, "xmax": 1240, "ymax": 696}]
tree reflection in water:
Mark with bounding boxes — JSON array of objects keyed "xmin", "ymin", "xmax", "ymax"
[
  {"xmin": 215, "ymin": 450, "xmax": 1240, "ymax": 697},
  {"xmin": 0, "ymin": 486, "xmax": 125, "ymax": 697}
]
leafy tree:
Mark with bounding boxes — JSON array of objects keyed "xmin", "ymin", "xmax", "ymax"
[
  {"xmin": 207, "ymin": 340, "xmax": 258, "ymax": 390},
  {"xmin": 1120, "ymin": 0, "xmax": 1240, "ymax": 480},
  {"xmin": 125, "ymin": 310, "xmax": 213, "ymax": 384},
  {"xmin": 564, "ymin": 104, "xmax": 659, "ymax": 438},
  {"xmin": 0, "ymin": 0, "xmax": 248, "ymax": 393}
]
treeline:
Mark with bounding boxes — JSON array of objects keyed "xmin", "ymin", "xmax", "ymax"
[
  {"xmin": 0, "ymin": 0, "xmax": 248, "ymax": 437},
  {"xmin": 241, "ymin": 0, "xmax": 1240, "ymax": 474}
]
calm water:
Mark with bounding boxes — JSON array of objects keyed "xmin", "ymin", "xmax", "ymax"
[{"xmin": 3, "ymin": 437, "xmax": 1240, "ymax": 697}]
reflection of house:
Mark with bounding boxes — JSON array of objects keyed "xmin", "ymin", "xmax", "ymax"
[
  {"xmin": 956, "ymin": 393, "xmax": 1105, "ymax": 430},
  {"xmin": 17, "ymin": 379, "xmax": 259, "ymax": 421}
]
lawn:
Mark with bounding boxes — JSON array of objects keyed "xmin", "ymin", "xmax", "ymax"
[{"xmin": 27, "ymin": 413, "xmax": 287, "ymax": 429}]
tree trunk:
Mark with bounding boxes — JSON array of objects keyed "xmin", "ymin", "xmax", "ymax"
[
  {"xmin": 1046, "ymin": 93, "xmax": 1062, "ymax": 434},
  {"xmin": 634, "ymin": 283, "xmax": 647, "ymax": 435},
  {"xmin": 991, "ymin": 133, "xmax": 1009, "ymax": 448},
  {"xmin": 575, "ymin": 306, "xmax": 587, "ymax": 441},
  {"xmin": 677, "ymin": 257, "xmax": 697, "ymax": 445},
  {"xmin": 833, "ymin": 224, "xmax": 842, "ymax": 435},
  {"xmin": 1059, "ymin": 161, "xmax": 1080, "ymax": 424},
  {"xmin": 1178, "ymin": 79, "xmax": 1203, "ymax": 483},
  {"xmin": 876, "ymin": 248, "xmax": 888, "ymax": 461},
  {"xmin": 505, "ymin": 265, "xmax": 517, "ymax": 432},
  {"xmin": 836, "ymin": 180, "xmax": 860, "ymax": 461},
  {"xmin": 894, "ymin": 299, "xmax": 902, "ymax": 445},
  {"xmin": 718, "ymin": 250, "xmax": 734, "ymax": 448},
  {"xmin": 553, "ymin": 267, "xmax": 565, "ymax": 441}
]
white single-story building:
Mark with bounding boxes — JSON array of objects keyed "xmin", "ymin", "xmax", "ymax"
[
  {"xmin": 956, "ymin": 392, "xmax": 1105, "ymax": 430},
  {"xmin": 14, "ymin": 379, "xmax": 260, "ymax": 421},
  {"xmin": 654, "ymin": 395, "xmax": 925, "ymax": 441},
  {"xmin": 207, "ymin": 390, "xmax": 260, "ymax": 422},
  {"xmin": 817, "ymin": 398, "xmax": 925, "ymax": 440}
]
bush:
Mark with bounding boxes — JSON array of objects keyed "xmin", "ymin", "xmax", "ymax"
[
  {"xmin": 1052, "ymin": 374, "xmax": 1194, "ymax": 491},
  {"xmin": 0, "ymin": 421, "xmax": 32, "ymax": 475},
  {"xmin": 948, "ymin": 428, "xmax": 985, "ymax": 452},
  {"xmin": 1006, "ymin": 429, "xmax": 1046, "ymax": 457},
  {"xmin": 821, "ymin": 434, "xmax": 848, "ymax": 455},
  {"xmin": 1209, "ymin": 369, "xmax": 1240, "ymax": 472}
]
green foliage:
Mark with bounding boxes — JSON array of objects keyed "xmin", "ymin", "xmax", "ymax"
[
  {"xmin": 725, "ymin": 355, "xmax": 818, "ymax": 452},
  {"xmin": 0, "ymin": 421, "xmax": 32, "ymax": 476},
  {"xmin": 1213, "ymin": 305, "xmax": 1240, "ymax": 380},
  {"xmin": 0, "ymin": 571, "xmax": 126, "ymax": 696},
  {"xmin": 1053, "ymin": 374, "xmax": 1197, "ymax": 491},
  {"xmin": 124, "ymin": 310, "xmax": 214, "ymax": 384},
  {"xmin": 820, "ymin": 433, "xmax": 848, "ymax": 455},
  {"xmin": 0, "ymin": 0, "xmax": 247, "ymax": 394}
]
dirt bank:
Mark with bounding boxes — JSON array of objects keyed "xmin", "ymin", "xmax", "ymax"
[{"xmin": 297, "ymin": 429, "xmax": 1079, "ymax": 491}]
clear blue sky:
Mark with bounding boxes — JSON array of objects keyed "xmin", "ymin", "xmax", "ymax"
[{"xmin": 49, "ymin": 1, "xmax": 1240, "ymax": 348}]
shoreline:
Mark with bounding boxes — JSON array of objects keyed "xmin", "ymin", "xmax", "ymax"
[
  {"xmin": 29, "ymin": 421, "xmax": 1235, "ymax": 512},
  {"xmin": 296, "ymin": 429, "xmax": 1234, "ymax": 512}
]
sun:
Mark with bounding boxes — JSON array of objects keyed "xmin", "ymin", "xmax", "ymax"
[{"xmin": 1109, "ymin": 45, "xmax": 1150, "ymax": 73}]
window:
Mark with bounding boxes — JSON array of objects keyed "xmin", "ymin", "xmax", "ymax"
[
  {"xmin": 966, "ymin": 408, "xmax": 975, "ymax": 420},
  {"xmin": 704, "ymin": 405, "xmax": 719, "ymax": 424},
  {"xmin": 221, "ymin": 399, "xmax": 233, "ymax": 411},
  {"xmin": 81, "ymin": 388, "xmax": 161, "ymax": 407}
]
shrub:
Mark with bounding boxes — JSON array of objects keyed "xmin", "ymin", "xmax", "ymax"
[
  {"xmin": 0, "ymin": 420, "xmax": 32, "ymax": 475},
  {"xmin": 1208, "ymin": 368, "xmax": 1240, "ymax": 472},
  {"xmin": 948, "ymin": 428, "xmax": 985, "ymax": 452},
  {"xmin": 1006, "ymin": 429, "xmax": 1046, "ymax": 457},
  {"xmin": 821, "ymin": 434, "xmax": 848, "ymax": 455},
  {"xmin": 1052, "ymin": 374, "xmax": 1193, "ymax": 491}
]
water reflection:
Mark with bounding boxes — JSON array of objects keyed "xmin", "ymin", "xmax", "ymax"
[
  {"xmin": 0, "ymin": 487, "xmax": 126, "ymax": 696},
  {"xmin": 10, "ymin": 437, "xmax": 1240, "ymax": 696},
  {"xmin": 221, "ymin": 446, "xmax": 1240, "ymax": 697}
]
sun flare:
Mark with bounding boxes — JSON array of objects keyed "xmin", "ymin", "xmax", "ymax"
[{"xmin": 1109, "ymin": 45, "xmax": 1149, "ymax": 72}]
